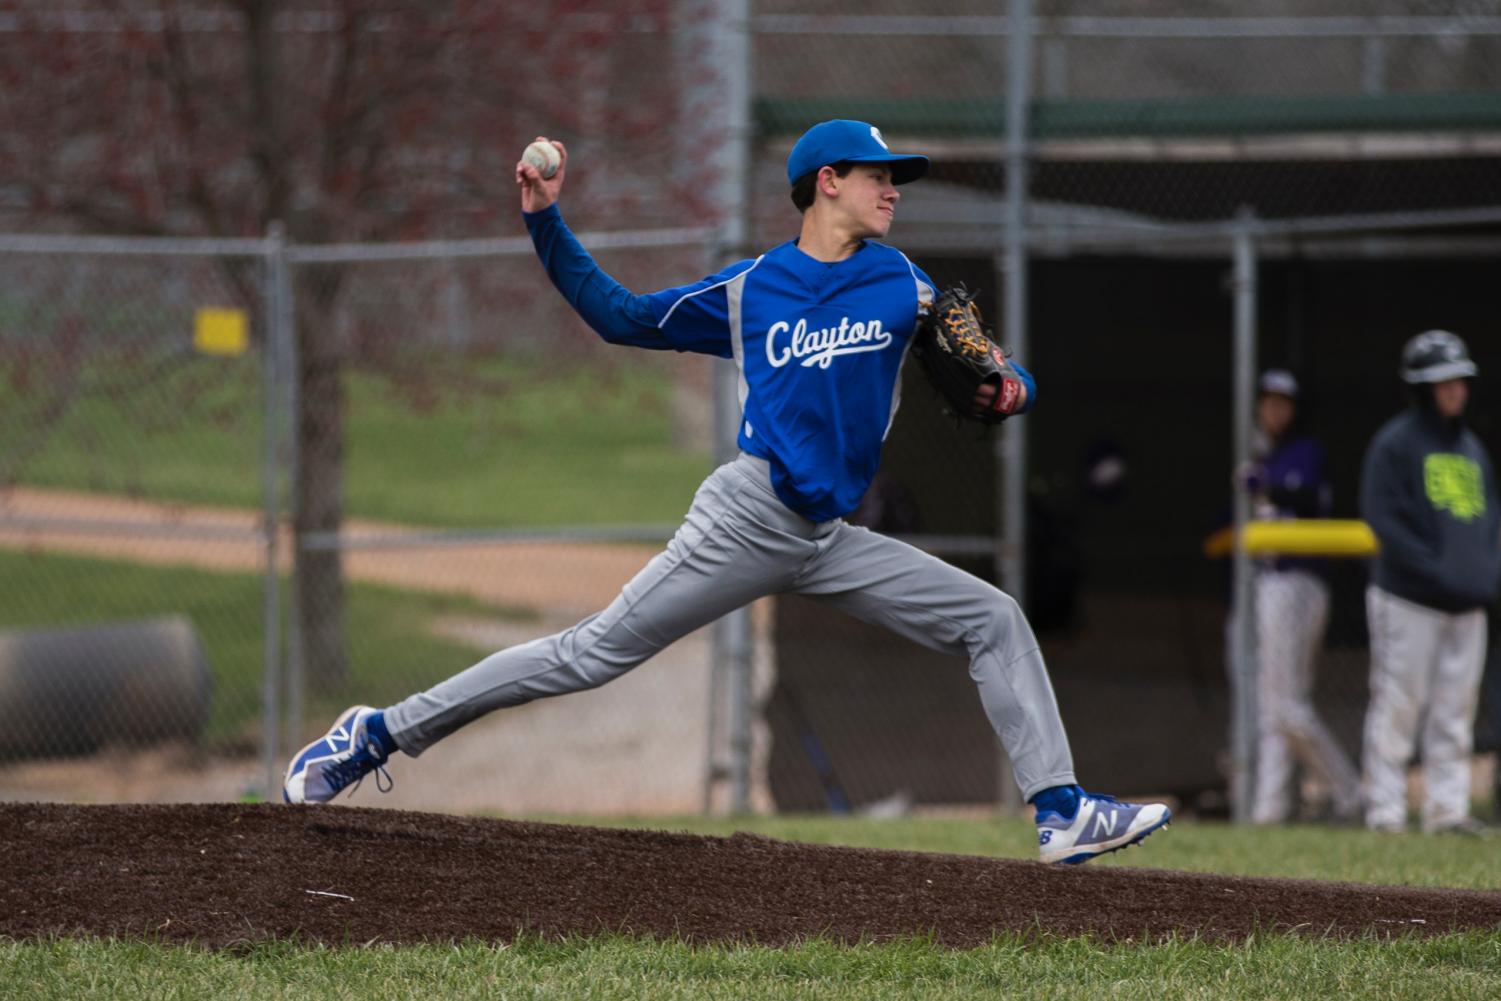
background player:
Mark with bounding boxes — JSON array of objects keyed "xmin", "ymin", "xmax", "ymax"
[
  {"xmin": 1241, "ymin": 370, "xmax": 1360, "ymax": 824},
  {"xmin": 1360, "ymin": 331, "xmax": 1500, "ymax": 834},
  {"xmin": 283, "ymin": 120, "xmax": 1171, "ymax": 864}
]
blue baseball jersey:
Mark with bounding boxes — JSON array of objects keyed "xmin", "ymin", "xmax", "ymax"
[{"xmin": 525, "ymin": 204, "xmax": 1034, "ymax": 522}]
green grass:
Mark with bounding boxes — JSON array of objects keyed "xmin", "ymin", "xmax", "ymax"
[
  {"xmin": 6, "ymin": 350, "xmax": 267, "ymax": 504},
  {"xmin": 0, "ymin": 548, "xmax": 524, "ymax": 747},
  {"xmin": 3, "ymin": 929, "xmax": 1498, "ymax": 1000},
  {"xmin": 569, "ymin": 812, "xmax": 1501, "ymax": 890},
  {"xmin": 11, "ymin": 354, "xmax": 710, "ymax": 527},
  {"xmin": 341, "ymin": 357, "xmax": 710, "ymax": 527}
]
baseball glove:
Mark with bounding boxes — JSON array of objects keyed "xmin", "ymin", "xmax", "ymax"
[{"xmin": 911, "ymin": 286, "xmax": 1024, "ymax": 425}]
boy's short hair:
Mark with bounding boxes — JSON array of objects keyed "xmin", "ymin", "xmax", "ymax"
[{"xmin": 790, "ymin": 161, "xmax": 854, "ymax": 213}]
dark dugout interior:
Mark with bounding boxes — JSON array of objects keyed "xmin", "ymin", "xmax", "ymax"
[{"xmin": 769, "ymin": 251, "xmax": 1501, "ymax": 813}]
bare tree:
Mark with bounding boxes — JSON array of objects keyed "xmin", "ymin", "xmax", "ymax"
[{"xmin": 0, "ymin": 0, "xmax": 698, "ymax": 690}]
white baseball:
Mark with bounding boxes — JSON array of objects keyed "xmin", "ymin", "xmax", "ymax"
[{"xmin": 522, "ymin": 140, "xmax": 561, "ymax": 179}]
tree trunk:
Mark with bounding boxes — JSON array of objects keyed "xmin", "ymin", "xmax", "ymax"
[
  {"xmin": 294, "ymin": 274, "xmax": 348, "ymax": 694},
  {"xmin": 246, "ymin": 2, "xmax": 350, "ymax": 693}
]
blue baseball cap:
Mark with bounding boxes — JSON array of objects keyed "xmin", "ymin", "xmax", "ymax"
[{"xmin": 786, "ymin": 120, "xmax": 929, "ymax": 187}]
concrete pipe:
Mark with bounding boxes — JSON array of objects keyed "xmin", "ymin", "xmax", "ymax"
[{"xmin": 0, "ymin": 616, "xmax": 212, "ymax": 759}]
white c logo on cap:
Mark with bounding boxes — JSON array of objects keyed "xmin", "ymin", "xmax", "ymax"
[{"xmin": 870, "ymin": 126, "xmax": 888, "ymax": 149}]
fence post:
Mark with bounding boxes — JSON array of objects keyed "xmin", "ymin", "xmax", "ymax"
[
  {"xmin": 704, "ymin": 0, "xmax": 756, "ymax": 816},
  {"xmin": 710, "ymin": 359, "xmax": 754, "ymax": 815},
  {"xmin": 1230, "ymin": 209, "xmax": 1259, "ymax": 824},
  {"xmin": 1362, "ymin": 35, "xmax": 1387, "ymax": 95},
  {"xmin": 259, "ymin": 221, "xmax": 288, "ymax": 799},
  {"xmin": 995, "ymin": 0, "xmax": 1036, "ymax": 817},
  {"xmin": 278, "ymin": 231, "xmax": 304, "ymax": 768}
]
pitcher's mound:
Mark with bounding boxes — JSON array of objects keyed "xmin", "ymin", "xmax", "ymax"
[{"xmin": 3, "ymin": 803, "xmax": 1497, "ymax": 948}]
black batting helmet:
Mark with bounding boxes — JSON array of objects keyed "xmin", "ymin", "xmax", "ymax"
[{"xmin": 1400, "ymin": 330, "xmax": 1477, "ymax": 384}]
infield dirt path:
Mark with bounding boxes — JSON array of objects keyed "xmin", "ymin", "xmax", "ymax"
[{"xmin": 0, "ymin": 485, "xmax": 660, "ymax": 614}]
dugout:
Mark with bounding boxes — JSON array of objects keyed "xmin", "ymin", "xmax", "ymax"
[{"xmin": 763, "ymin": 95, "xmax": 1501, "ymax": 813}]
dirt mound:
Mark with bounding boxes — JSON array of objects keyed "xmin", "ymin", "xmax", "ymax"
[{"xmin": 3, "ymin": 803, "xmax": 1498, "ymax": 949}]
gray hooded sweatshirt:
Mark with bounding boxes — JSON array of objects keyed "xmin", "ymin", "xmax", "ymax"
[{"xmin": 1359, "ymin": 402, "xmax": 1501, "ymax": 612}]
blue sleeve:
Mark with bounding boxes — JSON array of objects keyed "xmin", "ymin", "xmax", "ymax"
[
  {"xmin": 523, "ymin": 205, "xmax": 678, "ymax": 351},
  {"xmin": 1011, "ymin": 359, "xmax": 1037, "ymax": 414},
  {"xmin": 642, "ymin": 269, "xmax": 754, "ymax": 360}
]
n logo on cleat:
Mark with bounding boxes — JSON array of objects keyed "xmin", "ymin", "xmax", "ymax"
[
  {"xmin": 1092, "ymin": 810, "xmax": 1120, "ymax": 838},
  {"xmin": 324, "ymin": 725, "xmax": 351, "ymax": 751}
]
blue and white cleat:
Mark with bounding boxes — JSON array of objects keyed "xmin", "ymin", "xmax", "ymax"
[
  {"xmin": 1036, "ymin": 792, "xmax": 1171, "ymax": 864},
  {"xmin": 282, "ymin": 705, "xmax": 391, "ymax": 804}
]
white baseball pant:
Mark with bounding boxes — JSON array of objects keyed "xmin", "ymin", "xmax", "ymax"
[
  {"xmin": 1363, "ymin": 584, "xmax": 1487, "ymax": 832},
  {"xmin": 1251, "ymin": 568, "xmax": 1360, "ymax": 824},
  {"xmin": 383, "ymin": 453, "xmax": 1078, "ymax": 801}
]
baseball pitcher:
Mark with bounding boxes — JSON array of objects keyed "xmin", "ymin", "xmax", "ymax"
[{"xmin": 283, "ymin": 120, "xmax": 1171, "ymax": 864}]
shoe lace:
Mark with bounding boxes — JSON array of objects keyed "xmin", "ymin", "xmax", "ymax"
[{"xmin": 327, "ymin": 734, "xmax": 393, "ymax": 798}]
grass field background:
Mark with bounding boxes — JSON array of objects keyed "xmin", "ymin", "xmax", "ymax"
[
  {"xmin": 4, "ymin": 354, "xmax": 704, "ymax": 747},
  {"xmin": 14, "ymin": 354, "xmax": 711, "ymax": 527},
  {"xmin": 3, "ymin": 813, "xmax": 1498, "ymax": 1000}
]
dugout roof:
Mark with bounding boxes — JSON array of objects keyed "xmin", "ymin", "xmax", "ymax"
[{"xmin": 755, "ymin": 93, "xmax": 1501, "ymax": 232}]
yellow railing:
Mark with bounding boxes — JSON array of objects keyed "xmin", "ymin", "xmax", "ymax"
[{"xmin": 1203, "ymin": 519, "xmax": 1379, "ymax": 558}]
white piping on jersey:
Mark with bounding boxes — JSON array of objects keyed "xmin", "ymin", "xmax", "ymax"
[
  {"xmin": 657, "ymin": 256, "xmax": 765, "ymax": 330},
  {"xmin": 901, "ymin": 251, "xmax": 936, "ymax": 309},
  {"xmin": 726, "ymin": 268, "xmax": 752, "ymax": 410},
  {"xmin": 886, "ymin": 251, "xmax": 936, "ymax": 439}
]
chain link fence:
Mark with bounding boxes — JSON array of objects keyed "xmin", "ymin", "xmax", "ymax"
[
  {"xmin": 4, "ymin": 4, "xmax": 1501, "ymax": 821},
  {"xmin": 749, "ymin": 4, "xmax": 1501, "ymax": 820},
  {"xmin": 0, "ymin": 231, "xmax": 741, "ymax": 813},
  {"xmin": 0, "ymin": 240, "xmax": 274, "ymax": 799}
]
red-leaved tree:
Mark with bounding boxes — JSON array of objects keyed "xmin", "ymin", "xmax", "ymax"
[{"xmin": 0, "ymin": 0, "xmax": 715, "ymax": 690}]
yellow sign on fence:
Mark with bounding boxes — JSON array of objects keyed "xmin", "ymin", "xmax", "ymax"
[{"xmin": 193, "ymin": 307, "xmax": 249, "ymax": 357}]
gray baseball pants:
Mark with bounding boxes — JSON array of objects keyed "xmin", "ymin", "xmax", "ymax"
[{"xmin": 384, "ymin": 453, "xmax": 1077, "ymax": 801}]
